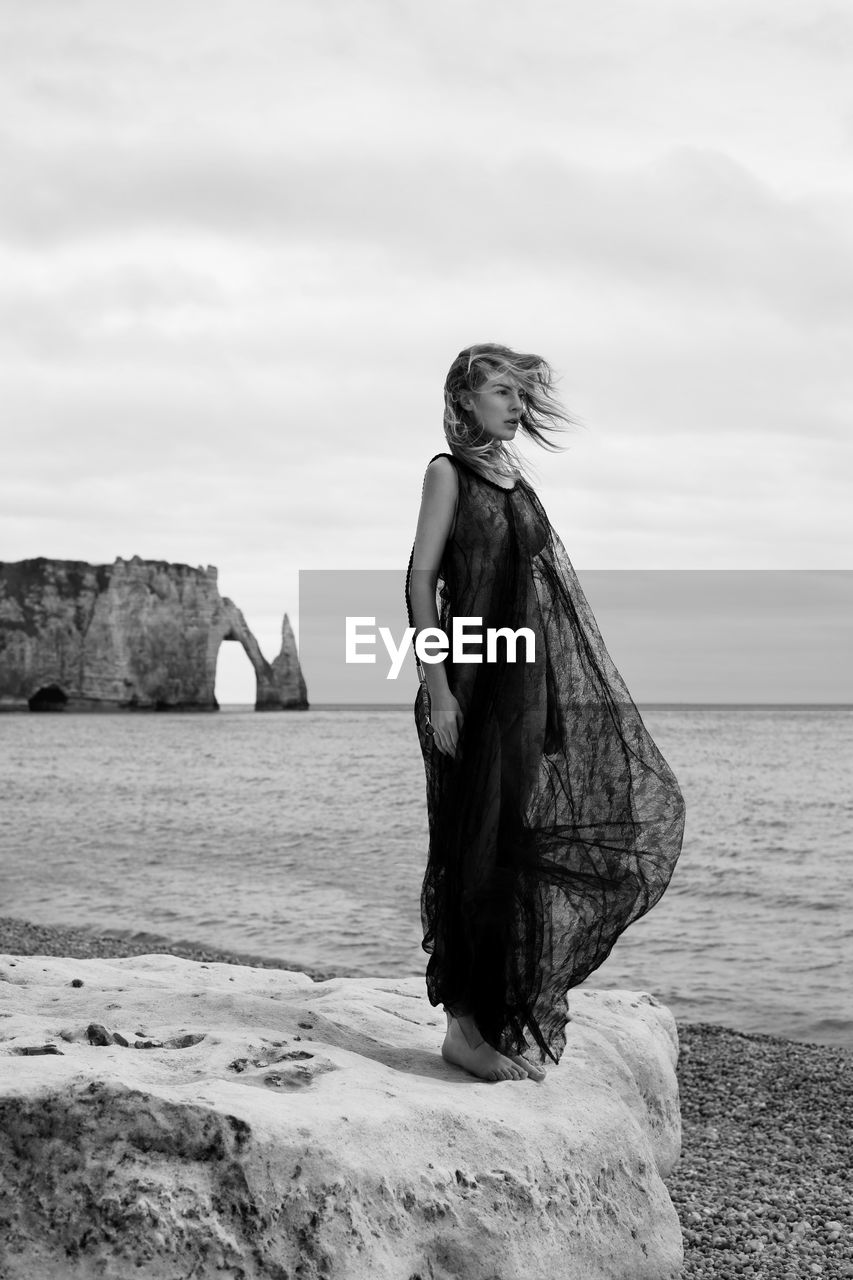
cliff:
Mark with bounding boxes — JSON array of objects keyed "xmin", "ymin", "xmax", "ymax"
[
  {"xmin": 0, "ymin": 556, "xmax": 308, "ymax": 711},
  {"xmin": 0, "ymin": 954, "xmax": 683, "ymax": 1279}
]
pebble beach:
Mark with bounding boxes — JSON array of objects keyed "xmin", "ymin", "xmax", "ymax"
[{"xmin": 2, "ymin": 915, "xmax": 850, "ymax": 1279}]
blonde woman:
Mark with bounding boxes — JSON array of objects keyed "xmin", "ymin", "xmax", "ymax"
[{"xmin": 405, "ymin": 343, "xmax": 685, "ymax": 1083}]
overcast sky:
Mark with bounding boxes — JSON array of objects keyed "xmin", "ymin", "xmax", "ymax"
[{"xmin": 1, "ymin": 1, "xmax": 851, "ymax": 702}]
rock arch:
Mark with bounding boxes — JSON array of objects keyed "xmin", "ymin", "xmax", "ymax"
[{"xmin": 217, "ymin": 600, "xmax": 306, "ymax": 711}]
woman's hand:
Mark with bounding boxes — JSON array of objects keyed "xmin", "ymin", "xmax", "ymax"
[{"xmin": 427, "ymin": 689, "xmax": 464, "ymax": 758}]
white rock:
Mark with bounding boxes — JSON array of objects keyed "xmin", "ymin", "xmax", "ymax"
[{"xmin": 0, "ymin": 954, "xmax": 683, "ymax": 1279}]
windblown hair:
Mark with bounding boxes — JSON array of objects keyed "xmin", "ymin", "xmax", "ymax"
[{"xmin": 443, "ymin": 343, "xmax": 578, "ymax": 486}]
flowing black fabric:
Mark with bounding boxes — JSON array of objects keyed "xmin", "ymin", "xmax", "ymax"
[{"xmin": 404, "ymin": 452, "xmax": 685, "ymax": 1066}]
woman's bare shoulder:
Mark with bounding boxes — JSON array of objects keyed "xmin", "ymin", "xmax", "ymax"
[
  {"xmin": 417, "ymin": 455, "xmax": 458, "ymax": 536},
  {"xmin": 424, "ymin": 454, "xmax": 458, "ymax": 483}
]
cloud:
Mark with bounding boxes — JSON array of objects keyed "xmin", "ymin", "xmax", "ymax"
[{"xmin": 1, "ymin": 140, "xmax": 850, "ymax": 295}]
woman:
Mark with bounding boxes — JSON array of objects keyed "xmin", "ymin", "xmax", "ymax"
[{"xmin": 405, "ymin": 343, "xmax": 685, "ymax": 1084}]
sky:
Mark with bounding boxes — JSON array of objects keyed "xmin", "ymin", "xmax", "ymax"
[{"xmin": 1, "ymin": 0, "xmax": 851, "ymax": 702}]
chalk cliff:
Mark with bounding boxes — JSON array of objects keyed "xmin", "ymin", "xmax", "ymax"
[
  {"xmin": 0, "ymin": 954, "xmax": 683, "ymax": 1279},
  {"xmin": 0, "ymin": 556, "xmax": 307, "ymax": 711}
]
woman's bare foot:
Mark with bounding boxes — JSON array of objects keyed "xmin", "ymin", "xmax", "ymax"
[
  {"xmin": 506, "ymin": 1052, "xmax": 547, "ymax": 1082},
  {"xmin": 441, "ymin": 1012, "xmax": 526, "ymax": 1082}
]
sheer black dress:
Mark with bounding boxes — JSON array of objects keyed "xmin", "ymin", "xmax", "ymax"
[{"xmin": 404, "ymin": 452, "xmax": 686, "ymax": 1067}]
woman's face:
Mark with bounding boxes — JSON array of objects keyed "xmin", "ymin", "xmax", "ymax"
[{"xmin": 464, "ymin": 371, "xmax": 523, "ymax": 442}]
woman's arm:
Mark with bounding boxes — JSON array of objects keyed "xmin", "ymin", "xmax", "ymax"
[{"xmin": 408, "ymin": 457, "xmax": 462, "ymax": 754}]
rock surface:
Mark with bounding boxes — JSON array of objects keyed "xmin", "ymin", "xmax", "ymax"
[
  {"xmin": 0, "ymin": 953, "xmax": 682, "ymax": 1279},
  {"xmin": 0, "ymin": 556, "xmax": 307, "ymax": 710}
]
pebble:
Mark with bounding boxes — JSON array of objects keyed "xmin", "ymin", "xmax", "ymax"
[{"xmin": 665, "ymin": 1022, "xmax": 853, "ymax": 1279}]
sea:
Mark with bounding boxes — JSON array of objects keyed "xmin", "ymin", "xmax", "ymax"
[{"xmin": 2, "ymin": 704, "xmax": 851, "ymax": 1049}]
